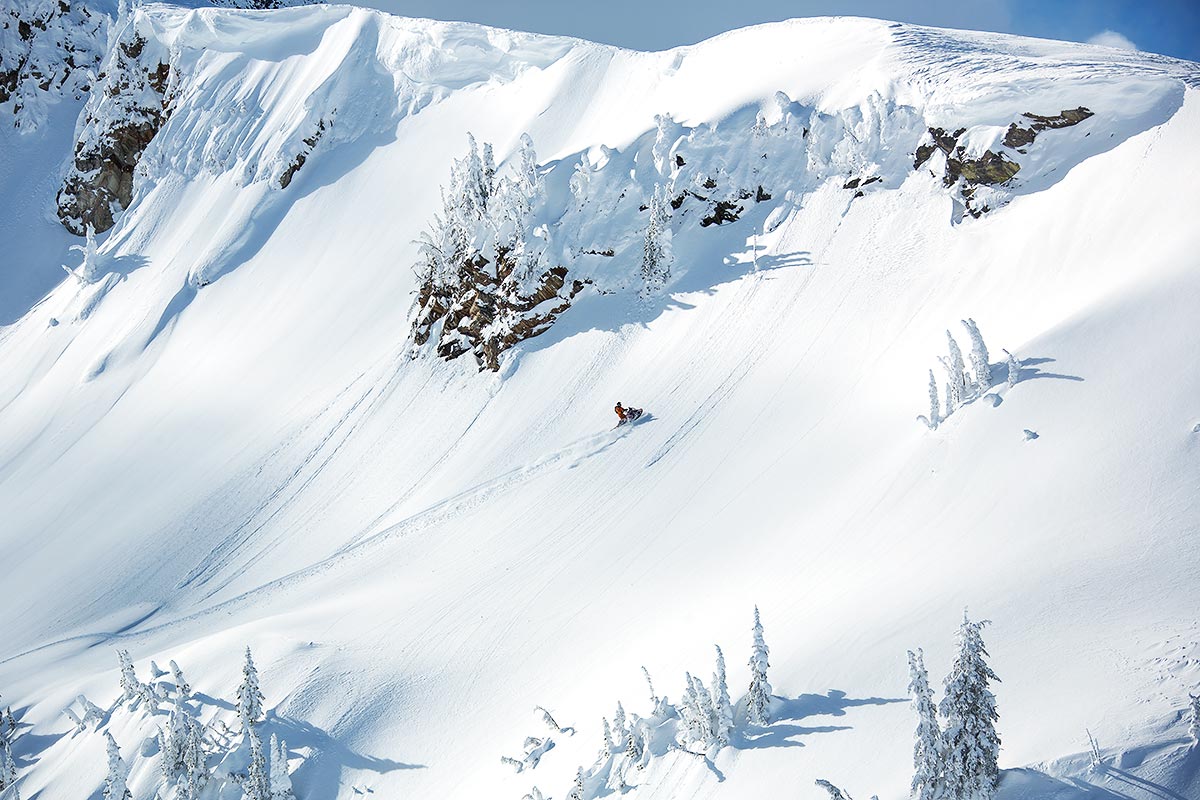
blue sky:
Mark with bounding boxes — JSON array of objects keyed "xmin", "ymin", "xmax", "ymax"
[{"xmin": 352, "ymin": 0, "xmax": 1200, "ymax": 61}]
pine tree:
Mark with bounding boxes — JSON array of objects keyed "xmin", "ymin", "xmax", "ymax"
[
  {"xmin": 117, "ymin": 650, "xmax": 145, "ymax": 708},
  {"xmin": 639, "ymin": 184, "xmax": 673, "ymax": 299},
  {"xmin": 269, "ymin": 734, "xmax": 295, "ymax": 799},
  {"xmin": 962, "ymin": 319, "xmax": 991, "ymax": 395},
  {"xmin": 693, "ymin": 674, "xmax": 718, "ymax": 749},
  {"xmin": 711, "ymin": 645, "xmax": 733, "ymax": 747},
  {"xmin": 1, "ymin": 708, "xmax": 13, "ymax": 738},
  {"xmin": 243, "ymin": 725, "xmax": 270, "ymax": 800},
  {"xmin": 612, "ymin": 702, "xmax": 628, "ymax": 749},
  {"xmin": 601, "ymin": 718, "xmax": 614, "ymax": 758},
  {"xmin": 1003, "ymin": 349, "xmax": 1020, "ymax": 388},
  {"xmin": 237, "ymin": 647, "xmax": 265, "ymax": 730},
  {"xmin": 907, "ymin": 649, "xmax": 942, "ymax": 800},
  {"xmin": 624, "ymin": 723, "xmax": 645, "ymax": 766},
  {"xmin": 566, "ymin": 766, "xmax": 586, "ymax": 800},
  {"xmin": 747, "ymin": 606, "xmax": 773, "ymax": 726},
  {"xmin": 170, "ymin": 659, "xmax": 191, "ymax": 699},
  {"xmin": 102, "ymin": 732, "xmax": 132, "ymax": 800},
  {"xmin": 0, "ymin": 738, "xmax": 15, "ymax": 791},
  {"xmin": 1189, "ymin": 694, "xmax": 1200, "ymax": 747},
  {"xmin": 941, "ymin": 331, "xmax": 968, "ymax": 407},
  {"xmin": 925, "ymin": 370, "xmax": 941, "ymax": 430},
  {"xmin": 179, "ymin": 710, "xmax": 208, "ymax": 800},
  {"xmin": 939, "ymin": 611, "xmax": 1001, "ymax": 800}
]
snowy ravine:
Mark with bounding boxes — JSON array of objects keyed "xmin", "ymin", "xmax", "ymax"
[{"xmin": 1, "ymin": 3, "xmax": 1199, "ymax": 799}]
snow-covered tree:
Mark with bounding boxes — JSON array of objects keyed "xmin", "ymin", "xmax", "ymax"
[
  {"xmin": 924, "ymin": 370, "xmax": 941, "ymax": 430},
  {"xmin": 1003, "ymin": 349, "xmax": 1020, "ymax": 388},
  {"xmin": 711, "ymin": 645, "xmax": 733, "ymax": 747},
  {"xmin": 640, "ymin": 184, "xmax": 673, "ymax": 299},
  {"xmin": 0, "ymin": 738, "xmax": 15, "ymax": 792},
  {"xmin": 747, "ymin": 606, "xmax": 772, "ymax": 726},
  {"xmin": 1189, "ymin": 694, "xmax": 1200, "ymax": 747},
  {"xmin": 102, "ymin": 732, "xmax": 132, "ymax": 800},
  {"xmin": 653, "ymin": 113, "xmax": 675, "ymax": 175},
  {"xmin": 170, "ymin": 660, "xmax": 191, "ymax": 699},
  {"xmin": 269, "ymin": 733, "xmax": 294, "ymax": 800},
  {"xmin": 612, "ymin": 702, "xmax": 628, "ymax": 749},
  {"xmin": 907, "ymin": 648, "xmax": 943, "ymax": 800},
  {"xmin": 243, "ymin": 726, "xmax": 270, "ymax": 800},
  {"xmin": 939, "ymin": 611, "xmax": 1001, "ymax": 800},
  {"xmin": 64, "ymin": 224, "xmax": 100, "ymax": 284},
  {"xmin": 237, "ymin": 647, "xmax": 265, "ymax": 730},
  {"xmin": 601, "ymin": 718, "xmax": 614, "ymax": 758},
  {"xmin": 1, "ymin": 708, "xmax": 14, "ymax": 738},
  {"xmin": 569, "ymin": 154, "xmax": 592, "ymax": 209},
  {"xmin": 625, "ymin": 723, "xmax": 645, "ymax": 765},
  {"xmin": 117, "ymin": 650, "xmax": 142, "ymax": 707},
  {"xmin": 962, "ymin": 319, "xmax": 991, "ymax": 394},
  {"xmin": 940, "ymin": 331, "xmax": 968, "ymax": 408},
  {"xmin": 566, "ymin": 766, "xmax": 585, "ymax": 800}
]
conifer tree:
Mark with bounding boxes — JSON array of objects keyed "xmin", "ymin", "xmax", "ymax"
[
  {"xmin": 243, "ymin": 725, "xmax": 270, "ymax": 800},
  {"xmin": 747, "ymin": 606, "xmax": 772, "ymax": 726},
  {"xmin": 566, "ymin": 766, "xmax": 585, "ymax": 800},
  {"xmin": 2, "ymin": 709, "xmax": 13, "ymax": 739},
  {"xmin": 624, "ymin": 723, "xmax": 644, "ymax": 766},
  {"xmin": 0, "ymin": 738, "xmax": 15, "ymax": 792},
  {"xmin": 962, "ymin": 319, "xmax": 991, "ymax": 394},
  {"xmin": 926, "ymin": 370, "xmax": 941, "ymax": 429},
  {"xmin": 612, "ymin": 702, "xmax": 628, "ymax": 749},
  {"xmin": 269, "ymin": 733, "xmax": 295, "ymax": 800},
  {"xmin": 711, "ymin": 645, "xmax": 734, "ymax": 747},
  {"xmin": 907, "ymin": 648, "xmax": 942, "ymax": 800},
  {"xmin": 170, "ymin": 660, "xmax": 191, "ymax": 699},
  {"xmin": 941, "ymin": 331, "xmax": 968, "ymax": 407},
  {"xmin": 639, "ymin": 184, "xmax": 673, "ymax": 299},
  {"xmin": 102, "ymin": 732, "xmax": 132, "ymax": 800},
  {"xmin": 1003, "ymin": 349, "xmax": 1020, "ymax": 388},
  {"xmin": 117, "ymin": 650, "xmax": 145, "ymax": 708},
  {"xmin": 237, "ymin": 647, "xmax": 265, "ymax": 730},
  {"xmin": 939, "ymin": 611, "xmax": 1001, "ymax": 800}
]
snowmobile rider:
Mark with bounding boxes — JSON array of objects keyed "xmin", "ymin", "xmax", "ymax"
[{"xmin": 615, "ymin": 402, "xmax": 627, "ymax": 422}]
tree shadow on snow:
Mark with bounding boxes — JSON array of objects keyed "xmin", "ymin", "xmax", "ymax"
[
  {"xmin": 734, "ymin": 690, "xmax": 904, "ymax": 750},
  {"xmin": 1015, "ymin": 357, "xmax": 1083, "ymax": 384},
  {"xmin": 268, "ymin": 711, "xmax": 425, "ymax": 798}
]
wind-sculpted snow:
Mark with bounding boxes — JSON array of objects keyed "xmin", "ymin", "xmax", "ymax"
[{"xmin": 0, "ymin": 8, "xmax": 1198, "ymax": 800}]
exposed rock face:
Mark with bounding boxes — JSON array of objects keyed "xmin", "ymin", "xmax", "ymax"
[
  {"xmin": 56, "ymin": 26, "xmax": 173, "ymax": 235},
  {"xmin": 0, "ymin": 0, "xmax": 107, "ymax": 132},
  {"xmin": 1003, "ymin": 107, "xmax": 1093, "ymax": 149},
  {"xmin": 413, "ymin": 248, "xmax": 586, "ymax": 372},
  {"xmin": 914, "ymin": 107, "xmax": 1093, "ymax": 217}
]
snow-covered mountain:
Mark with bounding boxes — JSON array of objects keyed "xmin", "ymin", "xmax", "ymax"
[{"xmin": 1, "ymin": 3, "xmax": 1198, "ymax": 799}]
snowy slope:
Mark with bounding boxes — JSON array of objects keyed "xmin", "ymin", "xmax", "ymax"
[{"xmin": 1, "ymin": 5, "xmax": 1199, "ymax": 800}]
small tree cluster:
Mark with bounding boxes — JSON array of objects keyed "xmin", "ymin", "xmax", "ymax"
[
  {"xmin": 906, "ymin": 611, "xmax": 1002, "ymax": 800},
  {"xmin": 411, "ymin": 133, "xmax": 585, "ymax": 371},
  {"xmin": 106, "ymin": 646, "xmax": 295, "ymax": 800},
  {"xmin": 922, "ymin": 319, "xmax": 1017, "ymax": 429},
  {"xmin": 554, "ymin": 606, "xmax": 774, "ymax": 799}
]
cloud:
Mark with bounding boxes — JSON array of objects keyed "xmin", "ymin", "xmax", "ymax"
[{"xmin": 1087, "ymin": 30, "xmax": 1137, "ymax": 51}]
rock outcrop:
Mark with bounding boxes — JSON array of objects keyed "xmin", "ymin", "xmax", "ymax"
[{"xmin": 56, "ymin": 23, "xmax": 173, "ymax": 235}]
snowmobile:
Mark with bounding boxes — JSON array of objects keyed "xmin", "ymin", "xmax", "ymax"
[{"xmin": 614, "ymin": 403, "xmax": 644, "ymax": 426}]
